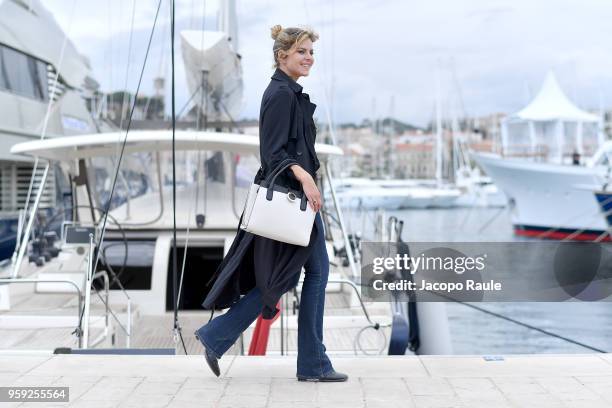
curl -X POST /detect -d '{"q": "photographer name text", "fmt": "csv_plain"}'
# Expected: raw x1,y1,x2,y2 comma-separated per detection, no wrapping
372,279,502,292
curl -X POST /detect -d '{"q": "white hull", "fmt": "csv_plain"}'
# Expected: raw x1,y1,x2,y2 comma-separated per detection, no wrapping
400,186,461,209
330,185,461,210
455,183,508,208
472,152,608,239
333,188,406,210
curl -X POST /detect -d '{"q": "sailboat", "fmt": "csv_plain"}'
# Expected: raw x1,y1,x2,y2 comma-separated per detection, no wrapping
453,134,507,208
393,70,462,209
331,78,462,210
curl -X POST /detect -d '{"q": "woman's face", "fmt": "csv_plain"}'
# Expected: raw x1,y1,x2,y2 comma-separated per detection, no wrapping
280,39,314,80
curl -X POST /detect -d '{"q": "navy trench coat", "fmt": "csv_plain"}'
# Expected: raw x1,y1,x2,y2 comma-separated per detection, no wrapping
201,68,321,319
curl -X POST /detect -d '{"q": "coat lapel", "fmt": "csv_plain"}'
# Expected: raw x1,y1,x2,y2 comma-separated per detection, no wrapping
300,94,318,160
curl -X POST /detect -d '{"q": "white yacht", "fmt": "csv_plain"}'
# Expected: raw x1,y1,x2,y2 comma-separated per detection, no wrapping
474,144,611,240
0,0,104,260
471,72,609,240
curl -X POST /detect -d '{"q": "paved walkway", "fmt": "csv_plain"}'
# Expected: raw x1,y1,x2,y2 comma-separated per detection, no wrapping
0,352,611,407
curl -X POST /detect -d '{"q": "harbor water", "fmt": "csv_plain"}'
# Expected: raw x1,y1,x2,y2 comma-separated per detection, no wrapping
344,205,612,355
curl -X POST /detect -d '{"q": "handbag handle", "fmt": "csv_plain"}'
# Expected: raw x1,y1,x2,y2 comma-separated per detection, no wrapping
265,159,295,185
264,160,309,211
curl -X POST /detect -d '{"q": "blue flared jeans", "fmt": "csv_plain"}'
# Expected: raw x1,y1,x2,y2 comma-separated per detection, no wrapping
195,213,334,377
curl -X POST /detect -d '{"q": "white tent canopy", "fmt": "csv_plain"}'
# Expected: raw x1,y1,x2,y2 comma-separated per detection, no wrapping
501,71,604,163
509,72,599,122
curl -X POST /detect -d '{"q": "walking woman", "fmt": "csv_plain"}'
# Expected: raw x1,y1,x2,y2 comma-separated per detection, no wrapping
194,25,348,382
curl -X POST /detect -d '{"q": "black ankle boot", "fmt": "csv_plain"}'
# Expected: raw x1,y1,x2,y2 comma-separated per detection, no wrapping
194,331,220,377
297,370,348,382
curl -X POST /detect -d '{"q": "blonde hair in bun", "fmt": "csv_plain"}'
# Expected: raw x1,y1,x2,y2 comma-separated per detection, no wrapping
270,24,283,40
271,25,319,68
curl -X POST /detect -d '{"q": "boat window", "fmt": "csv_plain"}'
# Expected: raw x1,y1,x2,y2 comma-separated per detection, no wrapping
2,46,36,98
97,240,155,290
88,152,158,217
233,153,259,211
32,59,48,100
164,150,238,225
0,50,7,90
87,149,234,225
0,44,49,101
234,154,259,189
54,164,73,212
159,150,229,186
205,151,226,183
581,123,600,156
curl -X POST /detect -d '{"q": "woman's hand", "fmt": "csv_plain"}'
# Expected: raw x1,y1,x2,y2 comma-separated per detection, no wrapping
290,165,321,212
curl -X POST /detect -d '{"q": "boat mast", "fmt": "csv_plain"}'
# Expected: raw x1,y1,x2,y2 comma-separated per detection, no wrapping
387,95,395,178
435,66,442,187
217,0,238,51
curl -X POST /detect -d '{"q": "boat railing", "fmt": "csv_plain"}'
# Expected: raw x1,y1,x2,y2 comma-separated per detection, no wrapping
274,211,406,356
0,278,84,345
83,234,132,349
274,276,390,356
0,234,132,350
324,162,359,278
0,274,131,350
501,144,549,161
84,269,131,349
302,277,381,328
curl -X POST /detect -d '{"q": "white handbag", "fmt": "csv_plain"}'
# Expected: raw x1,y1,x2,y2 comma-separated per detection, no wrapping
240,160,316,246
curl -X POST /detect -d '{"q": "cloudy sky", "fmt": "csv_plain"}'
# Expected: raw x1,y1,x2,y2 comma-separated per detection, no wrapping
41,0,612,127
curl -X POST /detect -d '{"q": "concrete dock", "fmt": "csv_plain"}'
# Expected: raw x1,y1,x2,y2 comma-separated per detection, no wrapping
0,352,611,407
